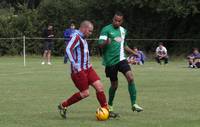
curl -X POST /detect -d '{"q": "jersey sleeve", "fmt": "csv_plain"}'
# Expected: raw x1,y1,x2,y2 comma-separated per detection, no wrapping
164,47,167,54
98,27,108,45
66,34,79,64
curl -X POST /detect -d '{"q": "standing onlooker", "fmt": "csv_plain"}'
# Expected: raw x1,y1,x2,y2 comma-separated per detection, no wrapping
155,42,168,65
41,23,54,65
187,48,200,68
63,20,76,64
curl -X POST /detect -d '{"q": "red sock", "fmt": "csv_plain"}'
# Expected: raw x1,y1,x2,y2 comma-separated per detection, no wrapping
96,91,108,108
62,92,83,107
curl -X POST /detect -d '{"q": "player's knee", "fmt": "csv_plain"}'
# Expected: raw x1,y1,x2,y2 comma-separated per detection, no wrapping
80,90,90,98
93,80,104,92
96,85,104,92
128,76,134,84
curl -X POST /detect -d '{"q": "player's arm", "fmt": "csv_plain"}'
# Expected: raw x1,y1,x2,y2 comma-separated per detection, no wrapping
66,35,79,64
155,47,161,57
98,27,110,48
123,36,138,56
123,30,137,55
163,47,168,57
124,45,138,56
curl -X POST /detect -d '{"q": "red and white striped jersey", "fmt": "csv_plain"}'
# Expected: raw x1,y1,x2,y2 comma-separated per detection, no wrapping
66,30,91,73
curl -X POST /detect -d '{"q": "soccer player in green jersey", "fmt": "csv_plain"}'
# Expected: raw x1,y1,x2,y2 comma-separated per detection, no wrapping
98,12,143,117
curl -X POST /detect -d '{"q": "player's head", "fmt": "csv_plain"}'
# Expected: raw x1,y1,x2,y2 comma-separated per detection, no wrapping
133,47,138,52
193,48,199,54
159,42,164,48
80,20,93,38
112,11,123,28
69,20,76,29
47,23,53,30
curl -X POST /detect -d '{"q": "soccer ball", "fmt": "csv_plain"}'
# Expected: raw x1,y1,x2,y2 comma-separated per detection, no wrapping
96,107,109,121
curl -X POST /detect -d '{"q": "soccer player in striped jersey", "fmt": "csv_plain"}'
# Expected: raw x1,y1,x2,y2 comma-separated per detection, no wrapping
58,21,109,119
98,12,143,116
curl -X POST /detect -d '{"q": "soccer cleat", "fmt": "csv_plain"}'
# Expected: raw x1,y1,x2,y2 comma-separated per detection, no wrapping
108,105,120,118
58,104,67,119
47,62,52,65
132,104,143,112
109,111,120,118
41,61,45,65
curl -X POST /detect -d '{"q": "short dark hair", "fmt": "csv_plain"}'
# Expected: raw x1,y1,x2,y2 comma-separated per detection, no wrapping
69,20,75,26
159,42,163,45
114,11,123,17
193,48,198,51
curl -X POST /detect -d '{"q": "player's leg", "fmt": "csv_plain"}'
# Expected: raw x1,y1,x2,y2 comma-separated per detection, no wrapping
195,60,200,68
164,56,168,64
105,65,118,109
42,50,48,64
58,89,88,119
64,54,68,64
47,42,53,65
92,80,108,108
193,59,200,68
88,68,108,108
58,71,89,119
155,56,161,64
105,65,120,118
119,60,143,112
47,50,52,65
42,41,49,64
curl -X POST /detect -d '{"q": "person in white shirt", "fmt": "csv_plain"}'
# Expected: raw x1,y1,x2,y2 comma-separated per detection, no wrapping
155,42,168,64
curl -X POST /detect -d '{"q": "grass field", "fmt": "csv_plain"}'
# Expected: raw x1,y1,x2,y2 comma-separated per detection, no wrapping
0,56,200,127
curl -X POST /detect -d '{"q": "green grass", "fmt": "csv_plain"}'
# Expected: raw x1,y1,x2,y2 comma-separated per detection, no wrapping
0,56,200,127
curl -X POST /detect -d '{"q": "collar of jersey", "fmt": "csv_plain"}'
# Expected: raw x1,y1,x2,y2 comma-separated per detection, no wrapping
75,30,84,38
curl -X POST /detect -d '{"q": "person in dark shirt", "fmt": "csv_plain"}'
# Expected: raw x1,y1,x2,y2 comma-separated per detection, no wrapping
63,20,76,64
41,24,54,65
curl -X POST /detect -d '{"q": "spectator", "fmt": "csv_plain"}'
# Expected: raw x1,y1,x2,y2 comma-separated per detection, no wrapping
63,20,76,64
127,47,145,65
155,42,168,65
41,23,54,65
187,48,200,68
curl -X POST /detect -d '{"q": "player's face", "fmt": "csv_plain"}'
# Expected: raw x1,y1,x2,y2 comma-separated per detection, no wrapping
194,49,199,54
85,25,93,38
112,15,123,28
159,45,163,49
134,48,138,52
70,24,75,29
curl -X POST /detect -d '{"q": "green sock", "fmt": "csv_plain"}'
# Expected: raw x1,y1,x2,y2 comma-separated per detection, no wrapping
108,86,117,106
128,81,137,106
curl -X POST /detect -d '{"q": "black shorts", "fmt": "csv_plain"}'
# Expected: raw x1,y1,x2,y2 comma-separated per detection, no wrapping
44,41,53,51
105,60,131,81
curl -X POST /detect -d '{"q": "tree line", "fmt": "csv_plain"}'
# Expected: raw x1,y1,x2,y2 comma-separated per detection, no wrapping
0,0,200,56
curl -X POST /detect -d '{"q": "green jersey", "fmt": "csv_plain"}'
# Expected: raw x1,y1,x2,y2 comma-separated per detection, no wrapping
98,24,128,66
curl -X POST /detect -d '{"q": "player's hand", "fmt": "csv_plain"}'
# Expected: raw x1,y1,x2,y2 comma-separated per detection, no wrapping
48,35,54,37
74,63,81,72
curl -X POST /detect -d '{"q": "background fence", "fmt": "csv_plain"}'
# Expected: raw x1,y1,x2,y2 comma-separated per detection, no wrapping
0,36,200,66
